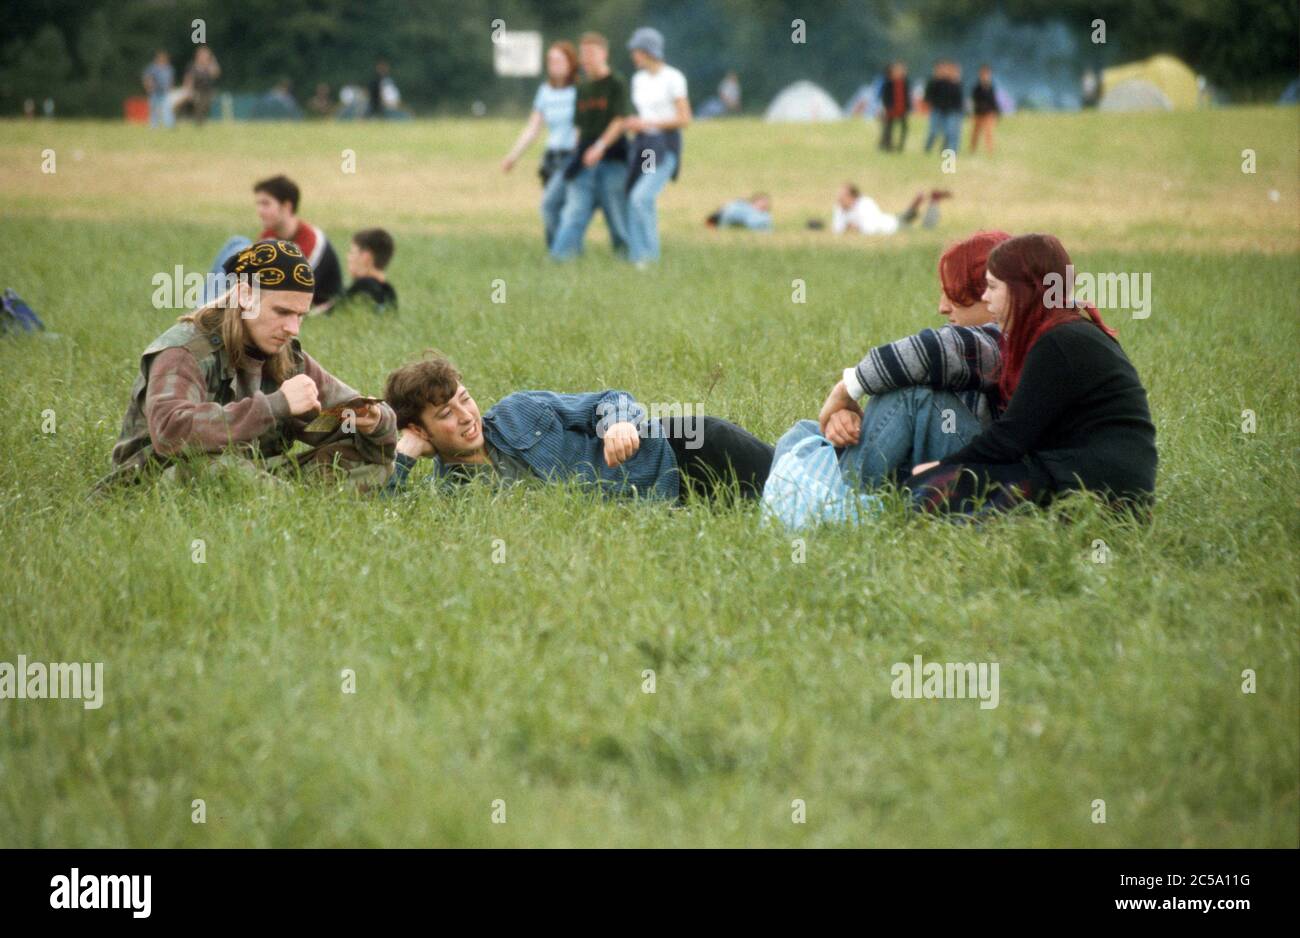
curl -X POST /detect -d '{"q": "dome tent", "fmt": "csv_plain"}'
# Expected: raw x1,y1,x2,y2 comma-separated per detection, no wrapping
1099,80,1173,112
765,80,843,122
1100,54,1199,111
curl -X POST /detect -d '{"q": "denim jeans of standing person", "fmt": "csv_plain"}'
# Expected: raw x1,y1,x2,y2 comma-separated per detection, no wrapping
941,111,962,154
626,149,677,264
550,161,629,261
200,236,253,305
925,110,962,154
540,169,568,250
538,148,573,250
149,93,175,129
924,110,942,152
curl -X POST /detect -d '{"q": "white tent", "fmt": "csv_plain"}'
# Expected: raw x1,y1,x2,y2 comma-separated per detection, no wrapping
764,80,843,122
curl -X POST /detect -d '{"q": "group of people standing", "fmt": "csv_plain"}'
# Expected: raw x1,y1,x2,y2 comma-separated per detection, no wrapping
141,45,222,129
502,28,690,267
877,60,1002,155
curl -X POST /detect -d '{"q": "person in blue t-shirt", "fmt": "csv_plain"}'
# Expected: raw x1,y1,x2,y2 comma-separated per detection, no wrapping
141,50,175,129
502,41,580,249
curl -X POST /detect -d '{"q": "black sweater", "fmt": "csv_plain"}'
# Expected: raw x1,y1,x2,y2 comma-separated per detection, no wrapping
924,77,963,114
940,319,1157,500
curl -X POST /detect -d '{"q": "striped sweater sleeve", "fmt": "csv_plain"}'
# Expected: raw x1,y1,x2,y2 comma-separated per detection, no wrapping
845,324,1002,399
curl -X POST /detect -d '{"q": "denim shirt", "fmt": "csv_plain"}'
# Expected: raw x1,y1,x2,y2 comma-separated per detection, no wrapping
385,389,680,501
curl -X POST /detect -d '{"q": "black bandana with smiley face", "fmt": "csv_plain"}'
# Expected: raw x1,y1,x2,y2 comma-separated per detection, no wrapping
222,239,315,294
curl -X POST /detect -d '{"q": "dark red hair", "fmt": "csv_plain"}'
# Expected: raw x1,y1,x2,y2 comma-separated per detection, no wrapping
987,233,1117,400
938,229,1012,307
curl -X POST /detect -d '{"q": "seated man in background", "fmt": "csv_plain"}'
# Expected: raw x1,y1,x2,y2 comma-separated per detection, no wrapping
98,239,395,491
706,192,772,232
381,352,773,503
341,228,398,313
204,175,344,311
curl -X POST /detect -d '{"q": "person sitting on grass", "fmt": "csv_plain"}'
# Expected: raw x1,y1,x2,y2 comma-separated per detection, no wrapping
904,233,1157,515
98,239,395,491
204,175,344,312
797,230,1012,489
340,228,398,313
826,182,950,236
381,352,774,503
706,193,772,232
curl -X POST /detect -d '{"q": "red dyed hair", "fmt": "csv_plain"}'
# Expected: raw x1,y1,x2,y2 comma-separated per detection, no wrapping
938,229,1012,307
547,41,579,88
987,233,1117,400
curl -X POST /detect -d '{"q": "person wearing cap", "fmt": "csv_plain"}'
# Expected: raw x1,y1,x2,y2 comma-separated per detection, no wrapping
99,239,396,490
623,27,690,267
549,32,632,261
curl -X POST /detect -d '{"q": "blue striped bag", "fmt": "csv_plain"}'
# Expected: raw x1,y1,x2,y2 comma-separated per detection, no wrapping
761,420,884,530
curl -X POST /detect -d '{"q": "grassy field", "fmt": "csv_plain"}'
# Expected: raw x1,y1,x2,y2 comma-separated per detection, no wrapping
0,109,1297,847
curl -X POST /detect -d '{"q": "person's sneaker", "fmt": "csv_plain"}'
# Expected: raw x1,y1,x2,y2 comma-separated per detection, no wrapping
929,189,954,201
705,211,721,228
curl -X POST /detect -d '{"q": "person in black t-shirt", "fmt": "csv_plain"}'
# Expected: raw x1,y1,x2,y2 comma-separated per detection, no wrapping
923,60,964,154
549,32,632,260
969,65,1001,153
341,228,398,313
906,233,1157,516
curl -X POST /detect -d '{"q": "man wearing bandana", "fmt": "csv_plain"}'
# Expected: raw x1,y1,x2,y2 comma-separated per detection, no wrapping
99,239,395,490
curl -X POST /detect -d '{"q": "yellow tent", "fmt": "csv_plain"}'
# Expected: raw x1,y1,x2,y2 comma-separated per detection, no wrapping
1101,54,1200,111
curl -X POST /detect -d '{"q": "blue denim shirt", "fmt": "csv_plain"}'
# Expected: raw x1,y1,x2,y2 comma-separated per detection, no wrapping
385,389,680,501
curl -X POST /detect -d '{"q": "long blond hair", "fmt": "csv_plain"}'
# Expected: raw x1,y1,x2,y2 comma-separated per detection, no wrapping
179,288,295,383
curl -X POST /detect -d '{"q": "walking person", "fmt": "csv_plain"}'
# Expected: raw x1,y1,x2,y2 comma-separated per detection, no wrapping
184,44,221,126
878,61,910,152
141,50,175,129
623,27,691,267
502,41,580,249
923,60,962,155
550,33,632,261
969,65,1001,153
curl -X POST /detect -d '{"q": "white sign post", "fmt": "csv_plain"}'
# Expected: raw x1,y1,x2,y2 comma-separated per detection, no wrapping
494,31,543,77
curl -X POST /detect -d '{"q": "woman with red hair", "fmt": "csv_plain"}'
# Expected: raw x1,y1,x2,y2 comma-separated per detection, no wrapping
906,233,1157,514
802,230,1013,488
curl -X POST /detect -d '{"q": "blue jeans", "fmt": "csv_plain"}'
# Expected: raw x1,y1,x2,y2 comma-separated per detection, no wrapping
540,170,568,250
626,149,677,263
942,111,962,153
149,93,174,129
201,236,252,305
550,160,629,261
840,387,984,487
925,110,962,154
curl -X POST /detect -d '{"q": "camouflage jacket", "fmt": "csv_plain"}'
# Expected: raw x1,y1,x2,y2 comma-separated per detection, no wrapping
100,321,395,486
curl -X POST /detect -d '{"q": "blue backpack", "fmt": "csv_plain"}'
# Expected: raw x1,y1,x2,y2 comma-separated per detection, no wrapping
2,288,47,335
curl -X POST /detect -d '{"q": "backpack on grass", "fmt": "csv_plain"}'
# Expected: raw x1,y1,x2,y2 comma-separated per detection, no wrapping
2,288,48,335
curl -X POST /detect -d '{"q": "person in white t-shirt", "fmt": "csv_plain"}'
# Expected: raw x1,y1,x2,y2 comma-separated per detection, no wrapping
830,182,950,235
623,27,691,267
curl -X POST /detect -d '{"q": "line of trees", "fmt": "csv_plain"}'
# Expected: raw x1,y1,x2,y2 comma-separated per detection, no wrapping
1,0,1296,117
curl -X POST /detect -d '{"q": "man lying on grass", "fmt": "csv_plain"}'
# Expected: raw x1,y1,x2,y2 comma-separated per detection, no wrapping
381,352,773,502
99,239,396,491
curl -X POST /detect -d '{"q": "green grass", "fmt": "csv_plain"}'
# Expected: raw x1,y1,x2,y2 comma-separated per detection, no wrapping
0,110,1297,847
